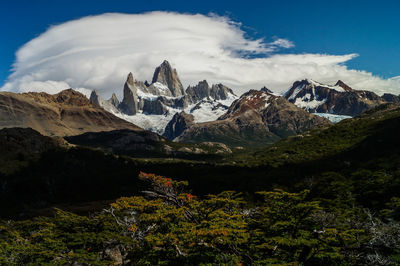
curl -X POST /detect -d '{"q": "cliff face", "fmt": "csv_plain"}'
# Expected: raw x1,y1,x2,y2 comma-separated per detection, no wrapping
163,111,195,140
0,89,141,136
151,60,185,97
119,72,140,115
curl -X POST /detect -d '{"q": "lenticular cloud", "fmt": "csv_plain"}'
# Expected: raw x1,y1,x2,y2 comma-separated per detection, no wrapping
1,11,399,97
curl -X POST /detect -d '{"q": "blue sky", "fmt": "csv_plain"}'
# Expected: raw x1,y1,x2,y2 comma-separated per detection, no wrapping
1,0,399,95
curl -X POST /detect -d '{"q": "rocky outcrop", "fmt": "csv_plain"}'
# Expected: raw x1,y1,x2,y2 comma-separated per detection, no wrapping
335,80,353,92
210,83,235,100
90,90,120,113
186,80,210,103
175,89,331,147
0,89,141,136
119,73,139,115
284,79,388,116
163,111,195,140
151,60,185,97
89,90,104,106
141,96,190,115
142,98,169,115
109,93,120,108
186,81,236,103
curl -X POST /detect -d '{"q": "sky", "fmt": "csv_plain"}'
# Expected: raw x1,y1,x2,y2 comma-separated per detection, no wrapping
1,0,400,97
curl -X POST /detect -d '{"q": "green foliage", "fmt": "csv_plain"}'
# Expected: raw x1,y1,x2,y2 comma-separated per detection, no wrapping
1,173,399,265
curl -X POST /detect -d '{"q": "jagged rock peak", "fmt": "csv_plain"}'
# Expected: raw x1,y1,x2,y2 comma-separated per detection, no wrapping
151,60,185,97
335,80,353,92
120,73,139,115
260,87,274,94
186,80,211,102
89,90,102,106
126,72,134,85
110,93,120,107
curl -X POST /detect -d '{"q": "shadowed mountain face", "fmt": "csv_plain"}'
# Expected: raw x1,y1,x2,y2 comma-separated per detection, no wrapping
163,111,195,140
0,89,141,136
284,79,398,116
173,89,331,146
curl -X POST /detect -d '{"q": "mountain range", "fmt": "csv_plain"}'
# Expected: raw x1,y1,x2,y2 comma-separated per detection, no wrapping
90,60,237,134
1,60,399,150
88,60,399,147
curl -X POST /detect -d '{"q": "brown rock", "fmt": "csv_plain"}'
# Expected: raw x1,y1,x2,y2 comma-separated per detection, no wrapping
0,89,141,137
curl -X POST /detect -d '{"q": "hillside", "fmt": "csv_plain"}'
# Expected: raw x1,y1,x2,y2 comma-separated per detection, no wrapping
0,89,141,136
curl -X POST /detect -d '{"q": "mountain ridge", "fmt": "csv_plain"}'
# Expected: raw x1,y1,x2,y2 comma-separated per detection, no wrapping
0,89,141,136
173,89,331,146
284,79,399,116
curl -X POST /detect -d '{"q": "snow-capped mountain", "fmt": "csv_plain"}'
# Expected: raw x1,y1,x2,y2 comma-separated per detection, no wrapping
284,79,397,117
90,60,238,134
166,88,331,146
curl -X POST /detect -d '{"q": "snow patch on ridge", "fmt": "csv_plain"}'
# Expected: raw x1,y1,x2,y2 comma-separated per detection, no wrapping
288,84,305,100
308,79,345,93
152,82,169,93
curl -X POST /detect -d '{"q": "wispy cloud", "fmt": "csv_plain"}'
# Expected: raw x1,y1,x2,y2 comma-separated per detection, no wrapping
1,11,399,97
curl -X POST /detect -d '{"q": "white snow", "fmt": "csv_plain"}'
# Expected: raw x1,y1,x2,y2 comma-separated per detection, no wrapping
110,108,178,135
136,88,159,101
294,95,327,110
184,102,225,123
217,93,237,106
314,113,352,123
184,93,237,123
308,79,345,93
152,82,169,93
288,84,305,100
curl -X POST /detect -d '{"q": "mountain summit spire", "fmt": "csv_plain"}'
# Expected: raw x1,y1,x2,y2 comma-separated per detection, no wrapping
126,72,134,85
151,60,185,97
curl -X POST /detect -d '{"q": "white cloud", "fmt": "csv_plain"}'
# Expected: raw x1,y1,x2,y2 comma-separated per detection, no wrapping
1,11,399,98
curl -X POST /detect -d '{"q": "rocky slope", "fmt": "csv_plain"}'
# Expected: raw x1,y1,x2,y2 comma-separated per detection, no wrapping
163,111,195,140
90,61,237,134
172,88,331,146
0,89,141,136
284,79,399,116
